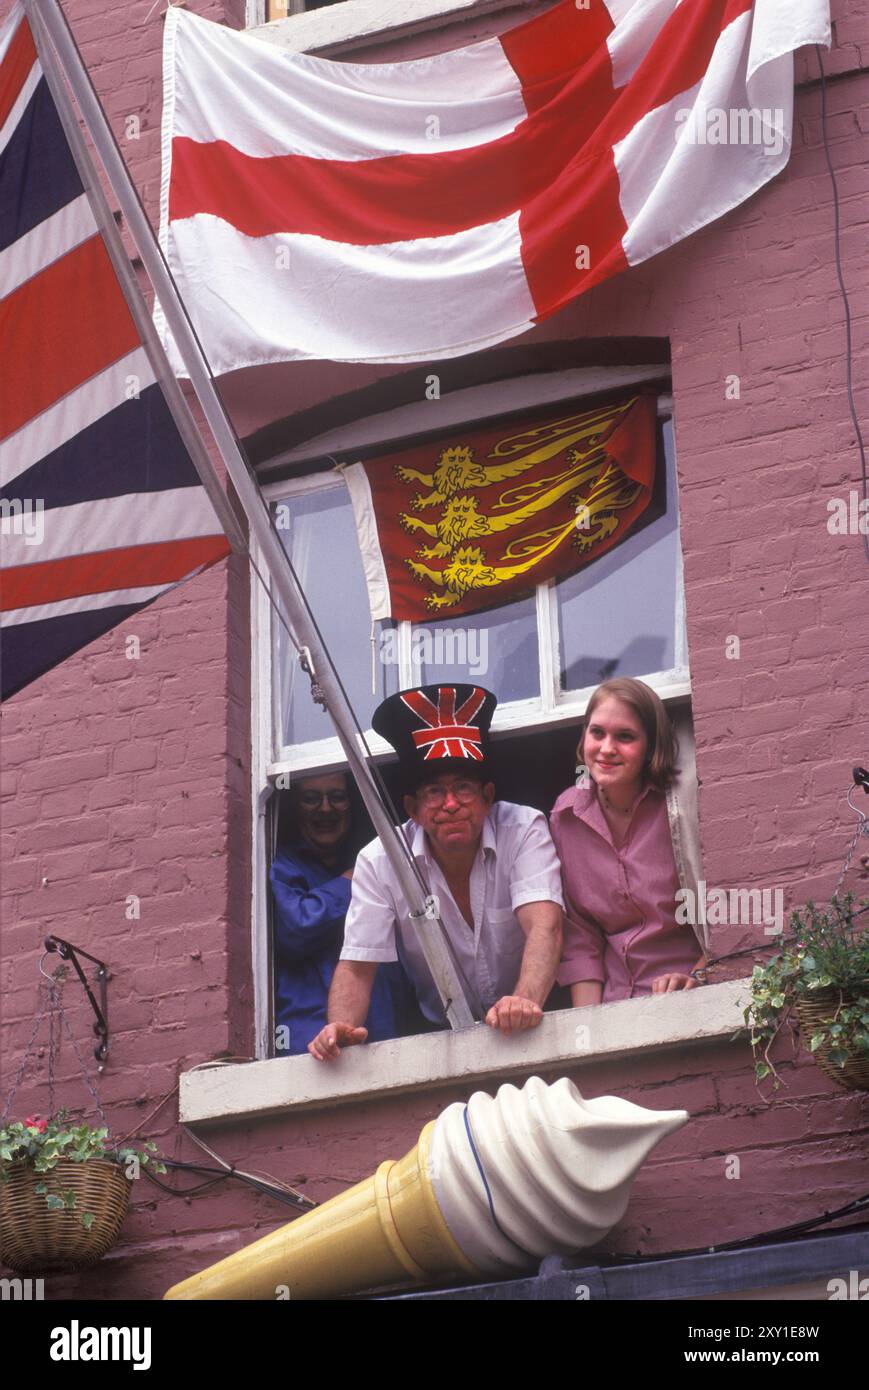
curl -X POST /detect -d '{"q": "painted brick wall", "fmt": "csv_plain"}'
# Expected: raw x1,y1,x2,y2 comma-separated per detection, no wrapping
1,0,868,1299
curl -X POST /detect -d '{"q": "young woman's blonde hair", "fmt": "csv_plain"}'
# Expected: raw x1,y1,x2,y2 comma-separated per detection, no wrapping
578,677,679,791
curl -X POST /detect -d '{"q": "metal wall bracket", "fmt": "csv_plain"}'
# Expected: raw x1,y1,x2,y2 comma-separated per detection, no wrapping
43,936,110,1063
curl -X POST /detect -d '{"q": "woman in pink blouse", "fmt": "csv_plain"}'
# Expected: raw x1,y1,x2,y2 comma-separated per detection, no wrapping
550,677,706,1006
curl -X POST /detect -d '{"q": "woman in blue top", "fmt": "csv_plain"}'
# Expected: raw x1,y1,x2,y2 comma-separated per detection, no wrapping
270,771,421,1054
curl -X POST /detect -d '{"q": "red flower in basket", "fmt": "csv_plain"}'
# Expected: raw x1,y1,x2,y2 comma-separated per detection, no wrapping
24,1115,48,1133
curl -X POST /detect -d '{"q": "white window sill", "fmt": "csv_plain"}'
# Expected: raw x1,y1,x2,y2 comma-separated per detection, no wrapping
179,978,751,1124
251,0,536,58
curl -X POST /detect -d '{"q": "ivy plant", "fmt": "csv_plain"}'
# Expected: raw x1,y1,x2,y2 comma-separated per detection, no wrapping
0,1109,166,1228
745,895,869,1088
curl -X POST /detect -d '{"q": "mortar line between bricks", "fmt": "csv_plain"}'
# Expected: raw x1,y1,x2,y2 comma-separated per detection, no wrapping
797,64,869,94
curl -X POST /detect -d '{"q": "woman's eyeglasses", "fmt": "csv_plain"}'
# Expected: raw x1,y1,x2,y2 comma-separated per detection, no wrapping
298,790,350,809
415,780,482,808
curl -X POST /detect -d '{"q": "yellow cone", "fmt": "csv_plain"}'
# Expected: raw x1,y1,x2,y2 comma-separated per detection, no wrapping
163,1122,479,1301
165,1075,687,1300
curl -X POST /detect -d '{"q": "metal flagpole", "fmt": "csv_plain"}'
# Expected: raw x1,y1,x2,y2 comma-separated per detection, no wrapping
26,0,476,1030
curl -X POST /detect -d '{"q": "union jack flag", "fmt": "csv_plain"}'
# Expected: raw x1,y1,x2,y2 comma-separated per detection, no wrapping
0,3,233,702
401,686,487,762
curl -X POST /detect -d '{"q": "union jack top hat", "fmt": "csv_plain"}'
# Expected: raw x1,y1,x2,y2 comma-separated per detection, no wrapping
372,684,497,793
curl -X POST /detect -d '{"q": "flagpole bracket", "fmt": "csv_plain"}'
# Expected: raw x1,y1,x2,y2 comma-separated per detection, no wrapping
298,646,327,709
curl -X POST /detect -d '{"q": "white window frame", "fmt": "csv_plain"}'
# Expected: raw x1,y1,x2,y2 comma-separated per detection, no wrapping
249,363,690,1060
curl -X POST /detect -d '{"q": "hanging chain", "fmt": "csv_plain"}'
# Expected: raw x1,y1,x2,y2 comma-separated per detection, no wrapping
60,1009,111,1132
47,975,62,1120
833,780,869,902
0,960,110,1129
0,1011,44,1125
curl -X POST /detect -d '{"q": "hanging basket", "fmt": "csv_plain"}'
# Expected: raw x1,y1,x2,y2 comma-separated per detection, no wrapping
795,988,869,1093
0,1158,130,1275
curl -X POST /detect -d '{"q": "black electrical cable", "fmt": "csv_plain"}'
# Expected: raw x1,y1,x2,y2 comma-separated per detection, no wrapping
139,1156,316,1212
815,44,869,564
597,1195,869,1267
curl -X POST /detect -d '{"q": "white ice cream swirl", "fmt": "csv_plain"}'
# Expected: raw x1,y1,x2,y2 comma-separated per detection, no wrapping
428,1074,687,1274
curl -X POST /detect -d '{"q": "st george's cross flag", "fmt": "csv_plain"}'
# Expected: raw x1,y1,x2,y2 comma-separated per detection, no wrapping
156,0,830,374
0,3,236,702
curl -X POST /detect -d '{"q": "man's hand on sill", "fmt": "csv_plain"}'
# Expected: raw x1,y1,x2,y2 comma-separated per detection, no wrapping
484,994,543,1034
308,1021,368,1061
311,959,376,1058
309,994,545,1056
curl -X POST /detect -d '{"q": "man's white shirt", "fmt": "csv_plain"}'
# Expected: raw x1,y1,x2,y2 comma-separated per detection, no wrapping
340,800,564,1025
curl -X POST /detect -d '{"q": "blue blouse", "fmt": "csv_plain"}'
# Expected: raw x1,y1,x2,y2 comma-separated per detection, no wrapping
270,839,420,1054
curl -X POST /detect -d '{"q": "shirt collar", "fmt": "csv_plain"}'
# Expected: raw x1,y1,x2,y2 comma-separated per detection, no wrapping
481,813,497,857
564,779,660,827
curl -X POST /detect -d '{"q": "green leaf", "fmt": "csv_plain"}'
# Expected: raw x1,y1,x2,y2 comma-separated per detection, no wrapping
770,994,785,1009
44,1194,65,1210
34,1181,47,1194
809,1032,825,1052
81,1211,95,1230
755,1061,771,1080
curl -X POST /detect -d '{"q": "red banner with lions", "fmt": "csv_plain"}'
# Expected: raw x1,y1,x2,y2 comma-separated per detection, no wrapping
344,393,658,623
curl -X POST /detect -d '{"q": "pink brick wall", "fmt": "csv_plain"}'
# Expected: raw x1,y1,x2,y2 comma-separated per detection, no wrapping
2,0,868,1298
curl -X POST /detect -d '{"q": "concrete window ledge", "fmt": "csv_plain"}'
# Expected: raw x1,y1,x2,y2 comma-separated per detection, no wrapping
252,0,536,57
179,978,751,1125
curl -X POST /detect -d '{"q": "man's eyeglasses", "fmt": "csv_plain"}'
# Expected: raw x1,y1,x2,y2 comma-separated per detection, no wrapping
415,779,483,808
298,790,350,809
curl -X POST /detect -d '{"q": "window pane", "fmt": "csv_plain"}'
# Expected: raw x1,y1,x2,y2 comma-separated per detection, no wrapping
275,486,398,747
557,418,684,692
416,594,539,701
267,1,343,18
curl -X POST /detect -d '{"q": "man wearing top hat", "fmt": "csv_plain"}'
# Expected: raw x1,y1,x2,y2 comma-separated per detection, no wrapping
308,684,564,1061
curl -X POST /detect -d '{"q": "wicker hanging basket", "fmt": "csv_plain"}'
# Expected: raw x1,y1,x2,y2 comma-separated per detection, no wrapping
795,987,869,1092
0,1158,130,1275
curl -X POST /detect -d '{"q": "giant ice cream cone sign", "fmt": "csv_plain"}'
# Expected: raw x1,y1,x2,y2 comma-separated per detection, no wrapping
165,1077,687,1300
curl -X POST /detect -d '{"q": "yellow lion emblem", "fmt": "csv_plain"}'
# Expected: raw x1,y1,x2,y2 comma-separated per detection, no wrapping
395,443,540,509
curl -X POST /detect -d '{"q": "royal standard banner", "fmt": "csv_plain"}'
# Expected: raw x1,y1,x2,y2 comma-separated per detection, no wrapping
343,393,657,623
